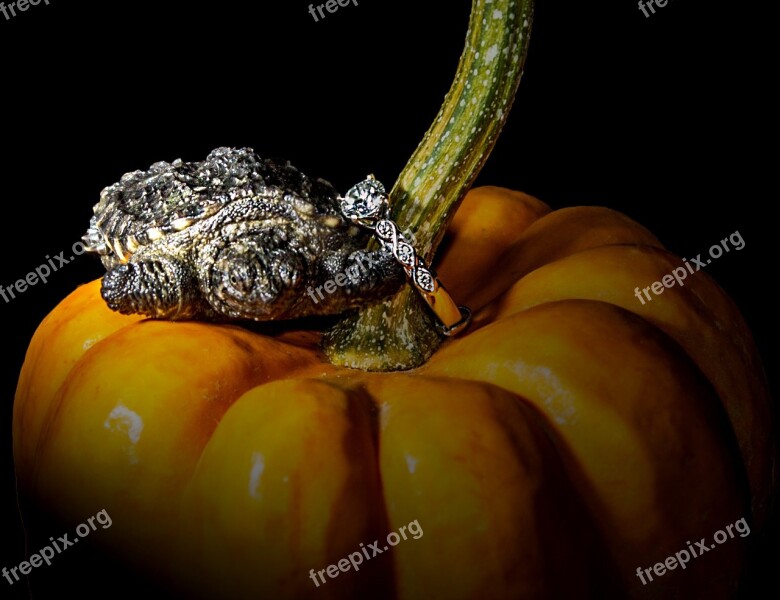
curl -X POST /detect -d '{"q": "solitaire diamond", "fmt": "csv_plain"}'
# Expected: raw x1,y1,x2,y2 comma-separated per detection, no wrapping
341,178,388,220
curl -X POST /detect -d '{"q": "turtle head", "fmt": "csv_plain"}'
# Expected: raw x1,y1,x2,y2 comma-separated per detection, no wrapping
204,237,306,320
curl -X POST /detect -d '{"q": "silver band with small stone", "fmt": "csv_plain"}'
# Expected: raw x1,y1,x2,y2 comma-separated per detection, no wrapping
339,176,471,336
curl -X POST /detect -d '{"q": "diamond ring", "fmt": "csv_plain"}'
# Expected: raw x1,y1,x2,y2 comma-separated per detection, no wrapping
340,176,471,337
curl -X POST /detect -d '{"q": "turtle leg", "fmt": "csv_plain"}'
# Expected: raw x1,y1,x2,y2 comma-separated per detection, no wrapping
295,247,406,317
101,257,210,320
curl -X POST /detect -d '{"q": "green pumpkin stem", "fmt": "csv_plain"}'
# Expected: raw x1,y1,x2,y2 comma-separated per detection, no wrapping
323,0,534,371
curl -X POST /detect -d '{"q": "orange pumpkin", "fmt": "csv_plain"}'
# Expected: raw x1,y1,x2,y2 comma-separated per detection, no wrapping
14,186,773,598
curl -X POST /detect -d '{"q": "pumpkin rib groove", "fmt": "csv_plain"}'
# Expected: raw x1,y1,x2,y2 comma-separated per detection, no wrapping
422,299,752,594
447,206,666,314
475,242,774,525
361,376,609,597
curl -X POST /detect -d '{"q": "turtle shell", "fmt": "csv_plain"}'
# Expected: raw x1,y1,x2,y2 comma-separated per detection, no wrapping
82,147,336,268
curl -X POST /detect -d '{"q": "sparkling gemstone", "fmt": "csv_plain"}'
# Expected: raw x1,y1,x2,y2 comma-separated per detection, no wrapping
415,268,435,292
375,220,395,239
341,178,388,219
397,242,415,266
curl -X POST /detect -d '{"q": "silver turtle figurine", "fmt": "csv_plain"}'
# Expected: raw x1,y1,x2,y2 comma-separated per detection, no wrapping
83,147,404,321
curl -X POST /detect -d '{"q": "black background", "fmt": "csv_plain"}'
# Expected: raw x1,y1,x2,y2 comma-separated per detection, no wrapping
1,0,775,597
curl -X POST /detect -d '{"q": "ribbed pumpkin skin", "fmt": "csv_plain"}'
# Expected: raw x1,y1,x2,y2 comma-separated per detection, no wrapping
13,186,772,599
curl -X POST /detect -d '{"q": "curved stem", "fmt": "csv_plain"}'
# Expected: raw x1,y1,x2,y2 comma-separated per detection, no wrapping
324,0,534,371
